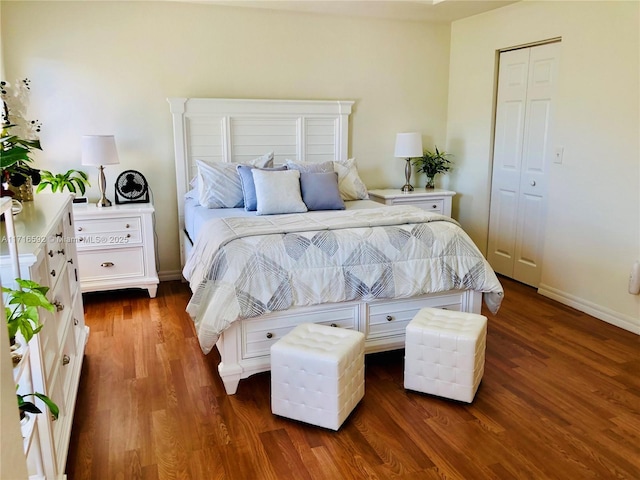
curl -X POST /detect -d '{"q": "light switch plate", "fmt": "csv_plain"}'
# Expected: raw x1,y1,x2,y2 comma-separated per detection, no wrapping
554,146,564,164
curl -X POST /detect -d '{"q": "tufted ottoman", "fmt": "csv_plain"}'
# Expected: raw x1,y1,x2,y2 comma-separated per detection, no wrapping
404,308,487,403
270,323,365,430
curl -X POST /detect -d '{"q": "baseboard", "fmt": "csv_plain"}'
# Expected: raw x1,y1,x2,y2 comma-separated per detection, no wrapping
158,270,184,282
538,283,639,335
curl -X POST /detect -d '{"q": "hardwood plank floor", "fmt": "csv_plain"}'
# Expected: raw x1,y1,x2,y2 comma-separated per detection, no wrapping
66,277,640,479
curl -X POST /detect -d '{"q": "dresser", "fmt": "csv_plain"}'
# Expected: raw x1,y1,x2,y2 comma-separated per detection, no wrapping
368,188,456,217
72,203,159,297
1,194,88,479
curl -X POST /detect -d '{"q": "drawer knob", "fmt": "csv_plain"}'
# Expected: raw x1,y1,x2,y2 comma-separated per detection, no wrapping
74,318,79,326
78,237,84,242
101,262,115,268
62,354,71,366
266,332,273,339
48,249,54,257
126,233,131,238
330,323,338,327
53,300,65,312
77,226,83,232
125,224,130,229
386,315,393,321
432,204,437,209
68,258,74,265
50,269,56,277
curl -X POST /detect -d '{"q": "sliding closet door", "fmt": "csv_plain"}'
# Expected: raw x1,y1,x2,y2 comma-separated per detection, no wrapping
488,42,560,288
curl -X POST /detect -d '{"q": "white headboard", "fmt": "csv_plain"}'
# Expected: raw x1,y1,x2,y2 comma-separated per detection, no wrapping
167,97,354,260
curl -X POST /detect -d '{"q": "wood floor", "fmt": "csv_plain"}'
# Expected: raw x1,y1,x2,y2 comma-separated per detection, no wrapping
66,277,640,480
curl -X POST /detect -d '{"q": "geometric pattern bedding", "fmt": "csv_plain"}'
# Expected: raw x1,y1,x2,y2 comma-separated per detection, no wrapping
183,205,504,354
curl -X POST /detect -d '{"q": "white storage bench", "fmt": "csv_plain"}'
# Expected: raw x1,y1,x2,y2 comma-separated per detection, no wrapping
404,307,487,403
270,323,365,430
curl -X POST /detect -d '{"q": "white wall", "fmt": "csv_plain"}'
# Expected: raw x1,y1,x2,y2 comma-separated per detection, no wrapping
1,1,450,278
447,0,640,332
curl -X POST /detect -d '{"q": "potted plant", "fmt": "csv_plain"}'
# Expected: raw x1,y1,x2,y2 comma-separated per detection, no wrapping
17,390,59,423
412,146,453,189
4,278,55,347
36,169,90,195
1,78,43,201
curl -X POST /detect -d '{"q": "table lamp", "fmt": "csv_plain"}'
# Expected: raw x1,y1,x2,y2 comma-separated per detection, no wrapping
394,132,423,192
81,135,120,207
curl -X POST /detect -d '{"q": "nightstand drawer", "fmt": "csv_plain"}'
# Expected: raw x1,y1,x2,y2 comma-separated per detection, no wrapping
75,216,142,247
409,199,444,214
77,246,145,281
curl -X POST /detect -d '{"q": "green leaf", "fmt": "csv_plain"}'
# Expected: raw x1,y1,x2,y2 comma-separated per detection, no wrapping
34,393,59,419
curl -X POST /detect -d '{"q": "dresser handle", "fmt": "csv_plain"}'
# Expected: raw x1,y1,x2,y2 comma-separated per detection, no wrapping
53,300,64,312
101,262,114,268
50,269,56,277
48,249,54,257
330,323,338,327
68,258,74,265
57,249,65,255
62,354,70,366
55,232,63,238
386,315,393,321
266,332,273,339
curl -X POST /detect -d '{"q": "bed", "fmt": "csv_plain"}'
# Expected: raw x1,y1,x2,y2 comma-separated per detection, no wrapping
168,97,503,394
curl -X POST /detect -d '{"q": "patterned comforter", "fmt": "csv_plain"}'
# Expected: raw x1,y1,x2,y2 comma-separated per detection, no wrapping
183,205,503,354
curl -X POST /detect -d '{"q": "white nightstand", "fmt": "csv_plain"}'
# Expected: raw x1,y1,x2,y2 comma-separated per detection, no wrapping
72,202,159,297
368,188,456,217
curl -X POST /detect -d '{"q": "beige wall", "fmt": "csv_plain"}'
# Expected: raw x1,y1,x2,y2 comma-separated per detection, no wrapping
1,1,450,278
447,0,639,331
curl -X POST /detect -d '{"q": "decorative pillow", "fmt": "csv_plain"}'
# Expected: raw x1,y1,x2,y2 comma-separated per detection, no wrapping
237,165,288,211
196,152,273,208
252,169,308,215
285,159,334,173
300,172,345,211
333,158,369,201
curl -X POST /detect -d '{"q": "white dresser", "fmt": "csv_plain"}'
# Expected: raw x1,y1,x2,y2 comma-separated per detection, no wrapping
1,194,88,479
368,188,456,217
72,203,158,298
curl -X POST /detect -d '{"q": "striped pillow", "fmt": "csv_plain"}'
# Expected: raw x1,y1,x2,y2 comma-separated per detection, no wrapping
196,152,273,208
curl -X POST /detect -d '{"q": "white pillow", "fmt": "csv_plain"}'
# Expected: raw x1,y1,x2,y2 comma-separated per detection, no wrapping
252,169,308,215
333,158,369,200
196,152,273,208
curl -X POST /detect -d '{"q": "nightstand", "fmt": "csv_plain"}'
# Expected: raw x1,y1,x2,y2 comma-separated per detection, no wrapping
368,188,456,217
72,203,159,297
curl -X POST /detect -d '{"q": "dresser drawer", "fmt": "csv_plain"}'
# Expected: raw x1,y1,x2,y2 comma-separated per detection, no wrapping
77,246,145,281
242,304,359,358
368,294,461,340
75,216,142,248
46,219,68,284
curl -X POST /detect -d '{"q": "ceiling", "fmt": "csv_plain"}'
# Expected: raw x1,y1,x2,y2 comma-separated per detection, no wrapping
201,0,520,23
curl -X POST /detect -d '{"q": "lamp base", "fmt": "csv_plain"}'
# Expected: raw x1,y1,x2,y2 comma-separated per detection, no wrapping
400,157,414,192
96,196,112,208
95,165,113,207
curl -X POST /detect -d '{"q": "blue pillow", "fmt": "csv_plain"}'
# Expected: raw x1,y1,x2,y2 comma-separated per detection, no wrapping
300,172,345,211
237,165,287,211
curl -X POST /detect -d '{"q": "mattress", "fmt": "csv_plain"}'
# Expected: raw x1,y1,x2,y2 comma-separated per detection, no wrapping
183,195,382,244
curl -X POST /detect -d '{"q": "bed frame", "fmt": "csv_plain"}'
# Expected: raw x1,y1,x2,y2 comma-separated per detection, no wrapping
168,97,481,394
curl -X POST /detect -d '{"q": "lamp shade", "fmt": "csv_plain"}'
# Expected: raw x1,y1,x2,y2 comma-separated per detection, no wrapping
81,135,120,166
394,132,423,158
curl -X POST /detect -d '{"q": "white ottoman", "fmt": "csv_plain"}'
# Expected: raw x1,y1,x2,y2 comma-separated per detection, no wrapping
404,308,487,403
271,323,365,430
